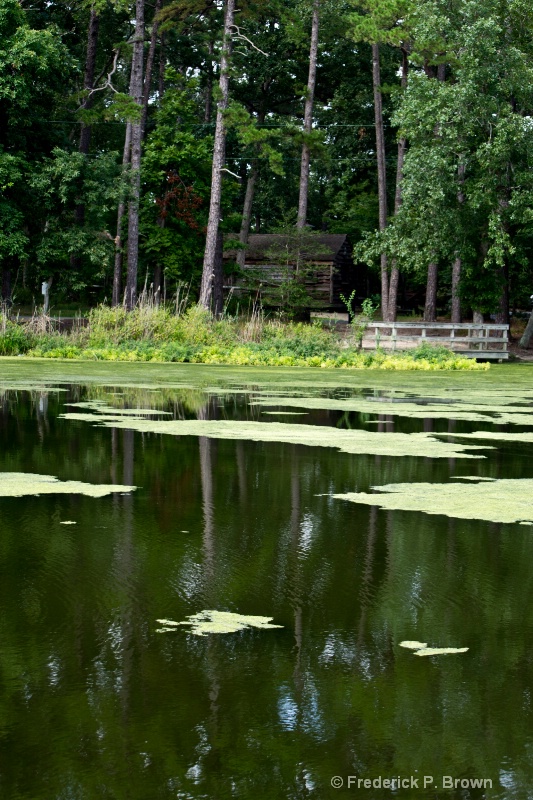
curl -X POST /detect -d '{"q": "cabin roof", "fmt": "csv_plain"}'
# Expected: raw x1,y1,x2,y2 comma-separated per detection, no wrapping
224,233,350,263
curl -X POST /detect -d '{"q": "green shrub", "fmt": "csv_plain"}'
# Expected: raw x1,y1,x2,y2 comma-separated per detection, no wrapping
8,303,489,371
0,321,35,355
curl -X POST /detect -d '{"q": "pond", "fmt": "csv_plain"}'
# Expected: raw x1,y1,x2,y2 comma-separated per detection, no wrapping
1,361,533,799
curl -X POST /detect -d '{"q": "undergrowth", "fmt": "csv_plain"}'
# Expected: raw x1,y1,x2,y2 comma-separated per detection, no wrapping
0,305,489,371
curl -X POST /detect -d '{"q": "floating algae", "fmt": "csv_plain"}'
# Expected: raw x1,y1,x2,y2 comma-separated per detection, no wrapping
250,395,533,426
156,610,283,636
68,402,171,415
333,478,533,524
414,647,469,656
399,640,468,656
444,431,533,443
59,520,77,525
59,413,490,459
0,473,136,498
261,411,308,416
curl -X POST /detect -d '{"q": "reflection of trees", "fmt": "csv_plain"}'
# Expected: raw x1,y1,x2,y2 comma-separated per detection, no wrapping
4,385,533,795
198,401,216,595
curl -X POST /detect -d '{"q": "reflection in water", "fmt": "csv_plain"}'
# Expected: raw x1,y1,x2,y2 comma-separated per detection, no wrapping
0,385,531,798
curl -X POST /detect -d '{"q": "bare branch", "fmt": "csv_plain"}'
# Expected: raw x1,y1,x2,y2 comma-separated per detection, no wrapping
220,167,242,181
229,25,268,56
87,48,121,98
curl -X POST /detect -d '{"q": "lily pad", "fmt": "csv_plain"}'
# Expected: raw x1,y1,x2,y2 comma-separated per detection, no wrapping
414,647,469,656
157,610,283,637
59,413,489,460
0,473,136,498
399,640,428,650
333,478,533,524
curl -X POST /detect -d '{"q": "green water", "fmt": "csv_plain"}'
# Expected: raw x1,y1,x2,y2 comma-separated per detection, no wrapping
1,362,533,799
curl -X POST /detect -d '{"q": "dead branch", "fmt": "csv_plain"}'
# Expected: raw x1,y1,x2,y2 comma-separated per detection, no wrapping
229,25,268,56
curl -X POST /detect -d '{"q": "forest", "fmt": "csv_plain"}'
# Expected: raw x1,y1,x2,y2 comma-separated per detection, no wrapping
1,0,533,340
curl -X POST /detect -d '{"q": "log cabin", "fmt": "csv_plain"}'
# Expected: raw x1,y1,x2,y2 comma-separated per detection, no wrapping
223,233,361,310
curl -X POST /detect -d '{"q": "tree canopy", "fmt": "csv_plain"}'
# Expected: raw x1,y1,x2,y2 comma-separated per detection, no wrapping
0,0,532,324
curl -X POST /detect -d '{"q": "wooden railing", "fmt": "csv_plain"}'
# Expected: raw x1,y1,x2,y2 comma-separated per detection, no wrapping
361,322,509,360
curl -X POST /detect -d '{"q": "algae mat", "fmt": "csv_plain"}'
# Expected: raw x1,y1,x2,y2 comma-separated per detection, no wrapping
59,412,489,459
0,358,532,393
249,395,533,426
0,473,136,498
333,478,533,524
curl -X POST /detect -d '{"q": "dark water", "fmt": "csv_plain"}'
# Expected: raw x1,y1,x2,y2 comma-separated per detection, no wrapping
0,385,532,800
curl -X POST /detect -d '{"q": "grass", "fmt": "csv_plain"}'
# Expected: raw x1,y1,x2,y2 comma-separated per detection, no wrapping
0,303,488,371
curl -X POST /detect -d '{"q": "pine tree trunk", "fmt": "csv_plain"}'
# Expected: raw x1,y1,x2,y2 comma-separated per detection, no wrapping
237,112,264,268
451,257,461,323
372,43,388,320
204,39,214,123
519,309,533,348
1,266,12,304
422,62,446,325
158,33,166,98
213,230,224,316
79,8,99,159
451,162,465,323
141,0,162,140
424,262,438,322
296,0,320,229
473,310,484,323
199,0,235,312
237,165,258,268
153,263,162,306
112,122,132,306
386,48,408,323
71,7,100,273
125,0,145,311
494,265,509,325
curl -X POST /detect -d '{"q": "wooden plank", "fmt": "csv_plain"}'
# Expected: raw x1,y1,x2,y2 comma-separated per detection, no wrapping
363,336,508,345
367,322,508,331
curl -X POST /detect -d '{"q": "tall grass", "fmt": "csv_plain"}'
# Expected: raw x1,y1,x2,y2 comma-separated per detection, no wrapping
0,300,488,370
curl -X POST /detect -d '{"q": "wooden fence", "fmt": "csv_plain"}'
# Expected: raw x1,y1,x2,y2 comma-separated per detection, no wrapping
361,322,509,360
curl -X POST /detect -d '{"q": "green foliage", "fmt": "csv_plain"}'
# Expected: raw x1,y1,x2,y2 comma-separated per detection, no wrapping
140,78,213,289
341,291,379,346
11,302,486,370
0,320,35,355
244,225,333,318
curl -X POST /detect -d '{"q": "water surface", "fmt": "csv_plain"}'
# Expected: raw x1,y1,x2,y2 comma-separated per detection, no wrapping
0,363,532,799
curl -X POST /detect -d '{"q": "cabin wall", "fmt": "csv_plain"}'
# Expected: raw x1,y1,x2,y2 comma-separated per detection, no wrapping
223,236,361,310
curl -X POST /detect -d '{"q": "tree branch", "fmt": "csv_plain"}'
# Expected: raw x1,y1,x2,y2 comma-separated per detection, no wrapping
220,167,242,181
229,25,268,56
